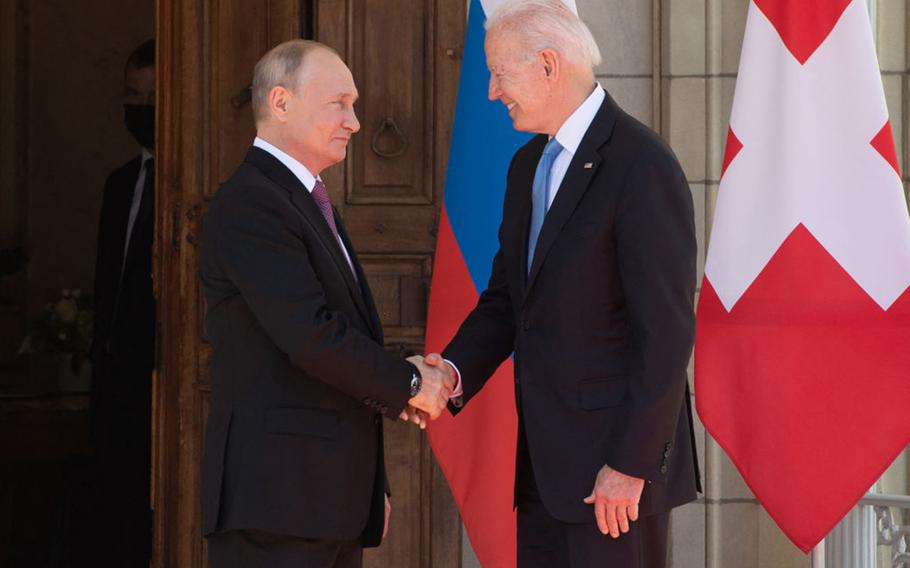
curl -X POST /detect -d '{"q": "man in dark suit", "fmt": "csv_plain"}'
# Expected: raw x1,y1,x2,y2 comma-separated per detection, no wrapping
89,38,156,566
425,1,701,566
198,40,453,567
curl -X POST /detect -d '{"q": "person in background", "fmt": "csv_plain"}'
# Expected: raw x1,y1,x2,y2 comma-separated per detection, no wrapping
89,37,156,566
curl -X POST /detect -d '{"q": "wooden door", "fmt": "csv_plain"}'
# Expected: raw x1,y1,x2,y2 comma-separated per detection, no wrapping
153,0,466,566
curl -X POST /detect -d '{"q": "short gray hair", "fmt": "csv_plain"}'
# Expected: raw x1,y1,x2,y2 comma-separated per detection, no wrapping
251,40,338,124
485,0,602,70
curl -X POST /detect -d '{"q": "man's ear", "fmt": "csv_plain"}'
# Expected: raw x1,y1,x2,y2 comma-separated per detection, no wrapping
269,86,291,121
540,49,559,81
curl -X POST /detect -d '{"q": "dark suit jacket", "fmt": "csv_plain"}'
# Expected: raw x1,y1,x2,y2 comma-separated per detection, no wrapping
444,91,701,523
92,155,156,369
198,147,414,547
90,155,155,455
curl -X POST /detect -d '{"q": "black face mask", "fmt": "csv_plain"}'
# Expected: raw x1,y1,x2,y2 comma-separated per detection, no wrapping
124,104,155,150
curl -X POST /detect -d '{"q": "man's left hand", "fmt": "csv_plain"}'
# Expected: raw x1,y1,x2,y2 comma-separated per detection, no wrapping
582,464,645,538
383,495,391,540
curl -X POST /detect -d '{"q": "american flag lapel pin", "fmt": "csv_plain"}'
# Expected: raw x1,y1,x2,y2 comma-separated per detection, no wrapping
583,162,593,169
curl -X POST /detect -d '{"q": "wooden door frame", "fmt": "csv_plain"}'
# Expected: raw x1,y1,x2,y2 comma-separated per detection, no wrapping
153,0,207,564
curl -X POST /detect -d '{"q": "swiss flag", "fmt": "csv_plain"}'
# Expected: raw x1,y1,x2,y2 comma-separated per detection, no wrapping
695,0,910,553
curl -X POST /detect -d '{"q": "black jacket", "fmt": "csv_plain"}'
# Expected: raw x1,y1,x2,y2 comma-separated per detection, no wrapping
198,147,414,547
90,156,156,456
91,155,155,370
444,91,701,522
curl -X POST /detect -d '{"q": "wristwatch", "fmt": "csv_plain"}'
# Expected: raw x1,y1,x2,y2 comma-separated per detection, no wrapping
409,372,421,397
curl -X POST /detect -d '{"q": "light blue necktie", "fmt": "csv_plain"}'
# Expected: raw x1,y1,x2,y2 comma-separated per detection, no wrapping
527,138,563,274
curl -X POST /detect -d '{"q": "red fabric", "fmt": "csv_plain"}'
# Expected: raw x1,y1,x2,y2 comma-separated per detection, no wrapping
425,207,518,568
696,224,910,551
871,121,901,176
721,128,743,178
754,0,852,63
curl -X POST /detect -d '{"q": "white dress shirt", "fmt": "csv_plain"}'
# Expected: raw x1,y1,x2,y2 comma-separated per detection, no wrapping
253,136,355,271
548,84,605,207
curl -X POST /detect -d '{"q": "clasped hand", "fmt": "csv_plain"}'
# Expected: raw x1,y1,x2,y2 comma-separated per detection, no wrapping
398,353,456,428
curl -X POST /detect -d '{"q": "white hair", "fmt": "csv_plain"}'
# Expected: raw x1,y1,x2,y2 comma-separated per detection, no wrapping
251,40,338,124
485,0,602,70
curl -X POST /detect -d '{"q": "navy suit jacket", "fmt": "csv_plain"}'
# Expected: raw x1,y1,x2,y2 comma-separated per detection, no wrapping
444,91,701,522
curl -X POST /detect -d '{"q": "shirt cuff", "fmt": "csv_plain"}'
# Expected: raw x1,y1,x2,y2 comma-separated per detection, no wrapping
443,358,463,397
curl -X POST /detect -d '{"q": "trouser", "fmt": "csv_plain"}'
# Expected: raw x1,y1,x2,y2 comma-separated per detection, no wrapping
207,530,363,568
515,394,669,568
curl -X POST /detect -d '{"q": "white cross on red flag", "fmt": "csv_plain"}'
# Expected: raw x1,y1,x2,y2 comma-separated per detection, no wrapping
695,0,910,552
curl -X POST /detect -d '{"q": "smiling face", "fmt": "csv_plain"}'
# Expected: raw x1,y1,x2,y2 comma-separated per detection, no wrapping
270,48,361,174
485,30,558,134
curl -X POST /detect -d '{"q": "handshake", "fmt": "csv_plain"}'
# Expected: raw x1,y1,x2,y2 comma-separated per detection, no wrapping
399,353,458,429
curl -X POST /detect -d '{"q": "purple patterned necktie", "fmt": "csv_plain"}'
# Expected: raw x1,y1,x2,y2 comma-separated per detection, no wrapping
312,180,357,279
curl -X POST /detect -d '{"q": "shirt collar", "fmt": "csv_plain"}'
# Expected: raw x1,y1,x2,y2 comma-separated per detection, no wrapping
253,136,320,193
553,83,605,155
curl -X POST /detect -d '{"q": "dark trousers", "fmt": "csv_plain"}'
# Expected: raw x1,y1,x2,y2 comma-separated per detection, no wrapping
207,530,363,568
515,397,669,568
91,357,153,566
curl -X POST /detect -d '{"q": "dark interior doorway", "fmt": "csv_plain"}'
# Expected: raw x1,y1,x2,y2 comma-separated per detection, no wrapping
0,1,155,565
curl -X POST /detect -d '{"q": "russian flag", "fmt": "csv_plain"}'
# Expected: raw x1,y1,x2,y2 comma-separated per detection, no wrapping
424,1,576,566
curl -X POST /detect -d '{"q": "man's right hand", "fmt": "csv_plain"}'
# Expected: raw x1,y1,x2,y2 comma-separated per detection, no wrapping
406,355,455,419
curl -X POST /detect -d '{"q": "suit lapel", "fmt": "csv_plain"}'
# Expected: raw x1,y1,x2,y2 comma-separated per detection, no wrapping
286,187,361,294
244,147,374,330
524,92,619,300
335,210,383,340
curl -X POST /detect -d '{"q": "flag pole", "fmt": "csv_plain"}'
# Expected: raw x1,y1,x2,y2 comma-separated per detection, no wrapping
811,539,825,568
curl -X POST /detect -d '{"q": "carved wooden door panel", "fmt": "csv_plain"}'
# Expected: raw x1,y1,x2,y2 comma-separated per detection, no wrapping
154,0,465,566
315,0,465,564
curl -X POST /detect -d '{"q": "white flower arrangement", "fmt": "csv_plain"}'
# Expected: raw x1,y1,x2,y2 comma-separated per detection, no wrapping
19,288,94,373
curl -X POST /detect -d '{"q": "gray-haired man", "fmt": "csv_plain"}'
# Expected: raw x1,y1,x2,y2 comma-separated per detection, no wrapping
198,40,452,567
426,1,701,566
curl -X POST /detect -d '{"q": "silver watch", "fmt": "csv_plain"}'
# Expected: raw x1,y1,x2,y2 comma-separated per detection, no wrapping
409,372,421,397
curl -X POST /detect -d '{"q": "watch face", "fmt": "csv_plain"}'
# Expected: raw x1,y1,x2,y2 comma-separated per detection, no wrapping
410,374,421,397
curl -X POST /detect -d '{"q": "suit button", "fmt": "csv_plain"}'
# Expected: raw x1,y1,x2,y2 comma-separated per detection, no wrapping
664,450,671,458
660,465,668,474
374,415,381,425
521,319,529,330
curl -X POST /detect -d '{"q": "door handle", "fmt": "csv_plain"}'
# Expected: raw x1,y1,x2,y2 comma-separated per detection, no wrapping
371,116,408,158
